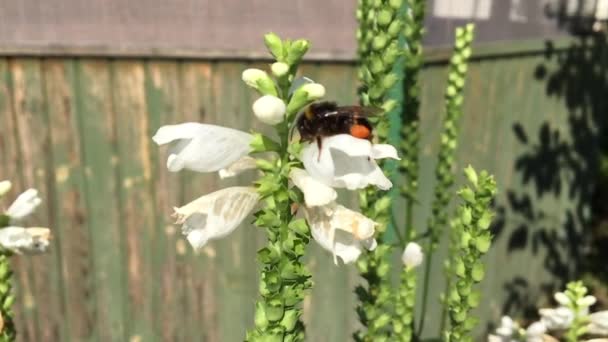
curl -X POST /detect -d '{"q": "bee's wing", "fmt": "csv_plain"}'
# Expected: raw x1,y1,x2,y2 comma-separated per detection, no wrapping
321,106,383,118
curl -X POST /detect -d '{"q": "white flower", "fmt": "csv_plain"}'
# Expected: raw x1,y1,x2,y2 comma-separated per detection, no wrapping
172,187,260,250
6,189,42,221
492,316,518,341
219,156,258,179
525,321,546,342
289,168,337,207
0,226,50,254
153,123,253,173
252,95,286,125
304,204,377,265
0,181,11,197
587,310,608,335
271,62,289,77
242,68,269,88
554,291,570,306
577,295,596,308
301,134,399,190
402,242,423,268
540,306,574,330
301,83,326,100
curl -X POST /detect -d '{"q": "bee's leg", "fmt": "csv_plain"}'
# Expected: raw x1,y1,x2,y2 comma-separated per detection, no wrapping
316,136,323,162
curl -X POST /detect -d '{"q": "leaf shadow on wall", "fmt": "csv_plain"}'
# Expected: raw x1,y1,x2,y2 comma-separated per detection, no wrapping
491,33,608,327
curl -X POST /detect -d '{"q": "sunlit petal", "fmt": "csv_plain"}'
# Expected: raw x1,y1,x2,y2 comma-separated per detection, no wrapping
6,189,42,221
219,156,258,179
289,168,337,207
153,123,253,173
172,187,260,250
0,226,51,254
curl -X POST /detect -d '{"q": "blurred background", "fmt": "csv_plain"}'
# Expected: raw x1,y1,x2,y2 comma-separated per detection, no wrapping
0,0,607,341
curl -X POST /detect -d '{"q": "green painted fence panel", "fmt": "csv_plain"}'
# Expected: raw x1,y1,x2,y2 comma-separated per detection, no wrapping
0,40,595,341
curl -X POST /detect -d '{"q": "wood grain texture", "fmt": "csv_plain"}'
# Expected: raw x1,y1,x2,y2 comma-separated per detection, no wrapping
0,49,590,341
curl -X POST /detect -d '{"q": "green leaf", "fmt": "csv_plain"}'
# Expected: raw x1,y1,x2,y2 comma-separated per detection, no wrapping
251,133,281,153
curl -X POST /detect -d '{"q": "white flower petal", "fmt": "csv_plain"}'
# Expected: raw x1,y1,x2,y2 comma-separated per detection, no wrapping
0,226,51,254
304,204,377,265
6,189,41,221
301,83,325,100
577,295,597,307
554,292,570,306
153,123,253,173
289,77,314,96
0,180,11,197
371,144,400,160
289,168,337,207
525,321,546,341
242,68,269,88
588,310,608,335
252,95,286,125
301,134,395,191
172,186,259,250
540,306,574,331
402,242,424,268
219,156,258,179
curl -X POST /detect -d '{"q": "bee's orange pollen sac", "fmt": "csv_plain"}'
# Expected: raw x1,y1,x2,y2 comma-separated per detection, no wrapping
350,124,371,139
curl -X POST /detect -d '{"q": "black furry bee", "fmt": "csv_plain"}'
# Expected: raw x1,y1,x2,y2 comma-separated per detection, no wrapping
294,101,381,152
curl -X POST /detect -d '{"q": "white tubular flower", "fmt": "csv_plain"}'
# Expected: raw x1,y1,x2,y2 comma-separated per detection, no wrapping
252,95,286,125
525,321,546,342
6,189,42,221
242,68,269,88
301,83,325,100
587,310,608,335
495,316,517,338
172,187,260,250
289,168,337,207
0,181,11,197
271,62,289,77
153,123,253,173
0,226,50,254
219,156,258,179
301,134,399,190
539,306,574,330
402,242,423,268
304,204,377,265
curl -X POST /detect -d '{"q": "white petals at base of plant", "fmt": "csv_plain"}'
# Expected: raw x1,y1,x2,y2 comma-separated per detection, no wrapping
153,123,253,173
172,187,260,250
301,134,399,191
402,242,423,269
587,310,608,335
219,156,258,179
304,204,377,265
0,227,51,254
252,95,286,125
6,189,41,221
289,168,337,207
0,180,11,197
539,306,574,331
553,292,570,306
524,321,546,342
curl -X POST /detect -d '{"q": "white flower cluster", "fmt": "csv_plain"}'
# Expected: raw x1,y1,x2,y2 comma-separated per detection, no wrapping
152,71,401,264
488,289,608,342
0,181,50,254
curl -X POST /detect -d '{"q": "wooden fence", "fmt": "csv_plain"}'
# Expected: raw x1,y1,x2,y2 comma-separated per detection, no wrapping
0,37,599,341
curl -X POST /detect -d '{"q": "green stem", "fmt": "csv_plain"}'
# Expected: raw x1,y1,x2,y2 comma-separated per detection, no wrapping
416,248,432,334
0,252,15,341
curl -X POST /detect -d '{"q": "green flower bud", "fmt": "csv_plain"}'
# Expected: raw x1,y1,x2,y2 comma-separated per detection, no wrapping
255,302,270,329
265,299,285,322
377,9,394,27
458,187,475,203
264,32,284,59
474,233,492,253
471,262,484,282
464,165,478,187
461,207,472,225
389,0,403,9
477,211,493,230
280,310,299,332
286,39,310,65
372,34,388,50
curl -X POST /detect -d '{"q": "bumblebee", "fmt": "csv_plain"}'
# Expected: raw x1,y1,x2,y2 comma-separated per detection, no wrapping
295,101,381,151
